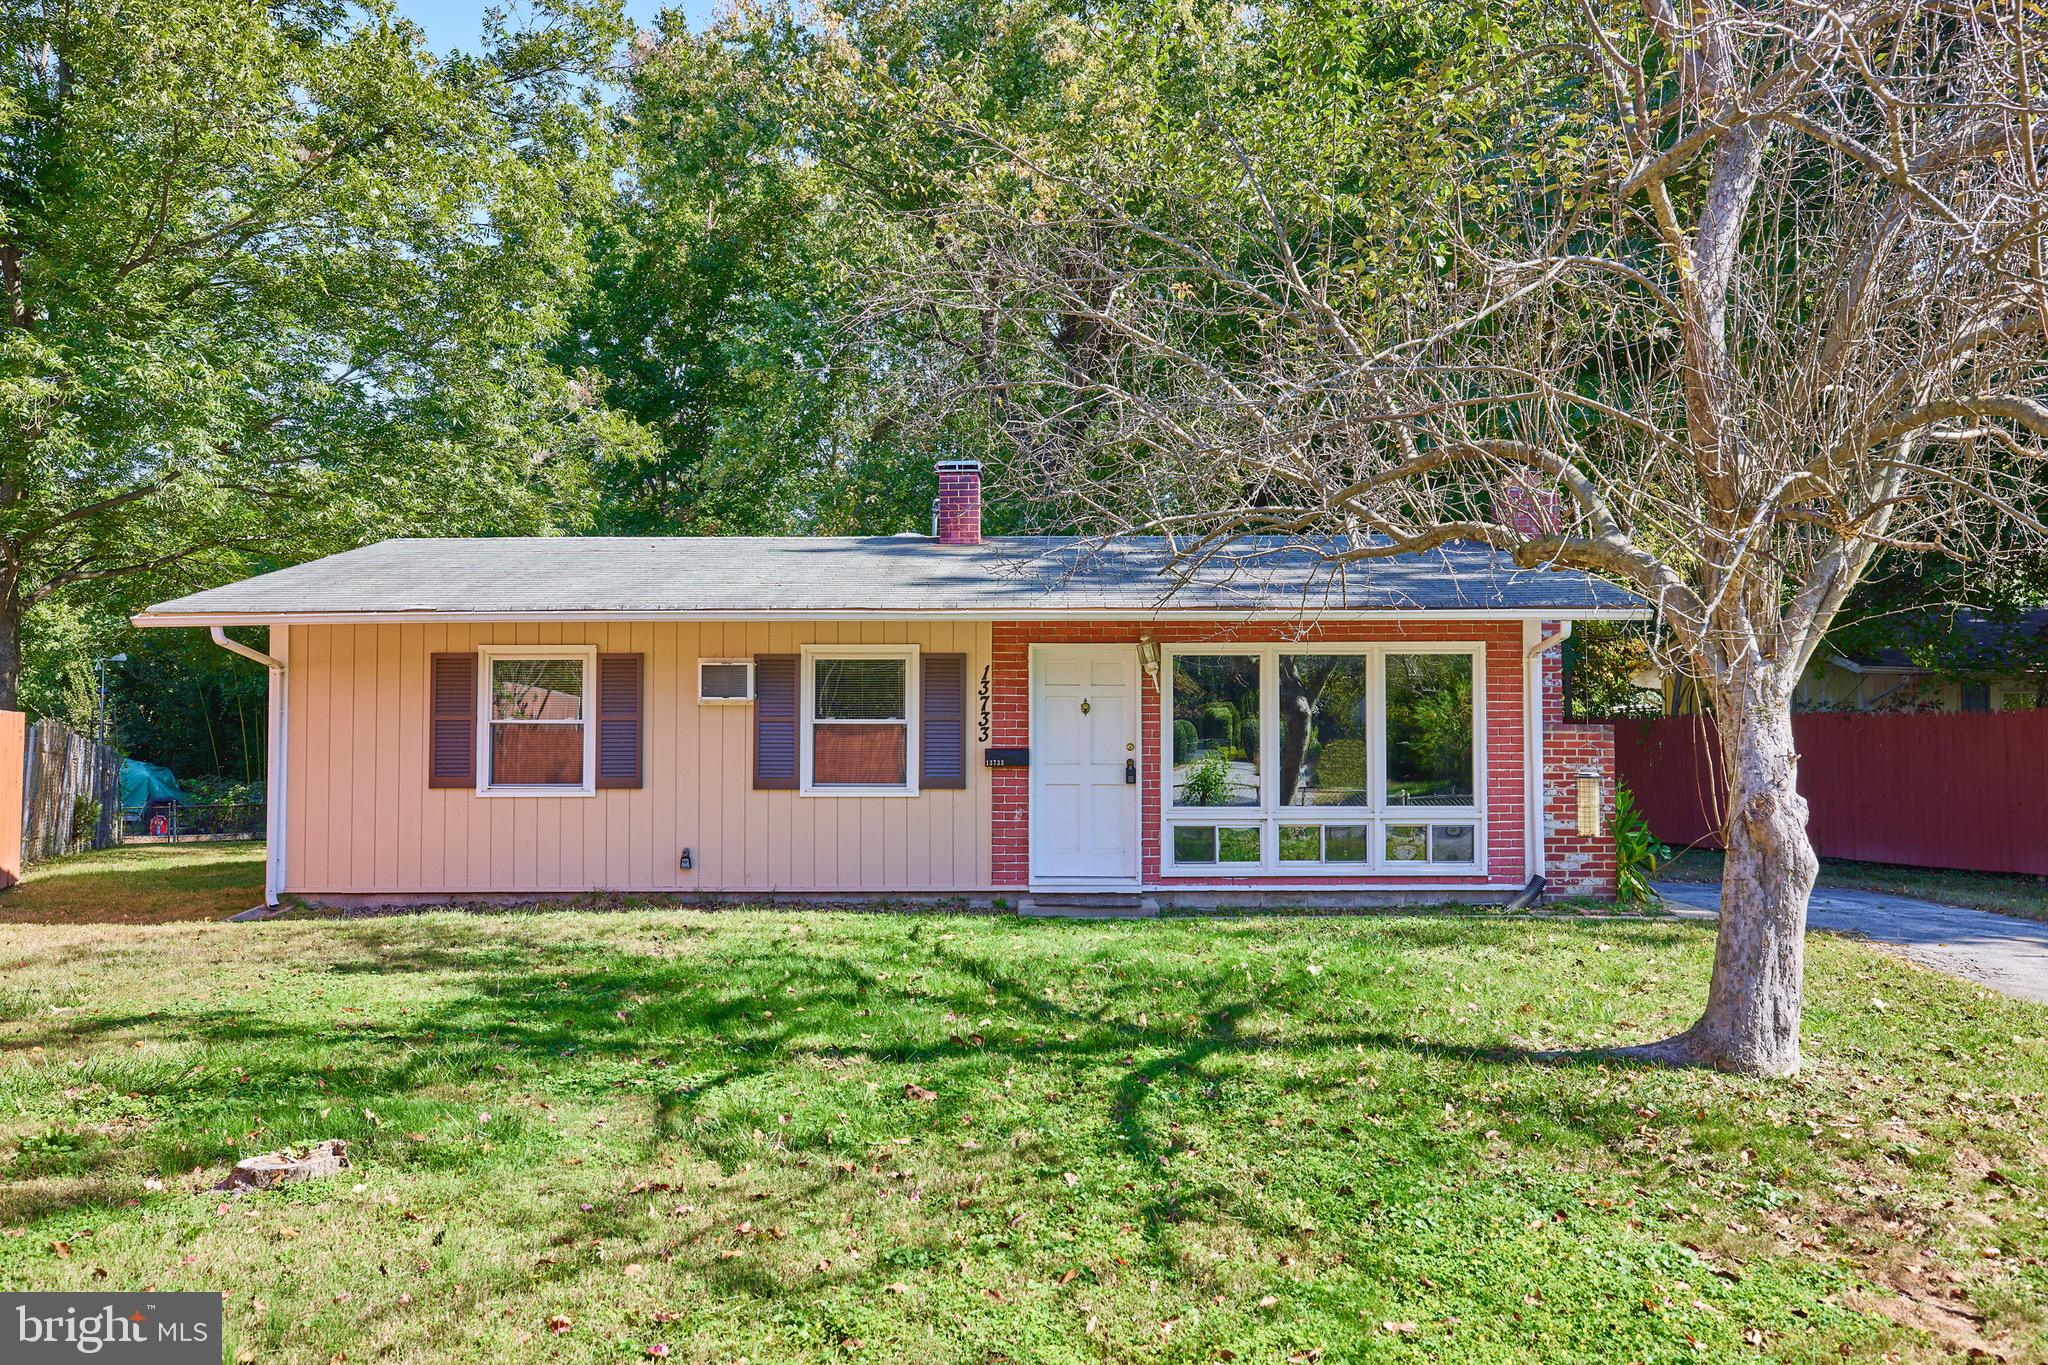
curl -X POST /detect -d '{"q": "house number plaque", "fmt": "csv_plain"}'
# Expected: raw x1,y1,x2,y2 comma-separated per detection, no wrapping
977,665,991,743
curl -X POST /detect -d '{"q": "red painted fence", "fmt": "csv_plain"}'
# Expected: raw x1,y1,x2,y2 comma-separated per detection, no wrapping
1613,711,2048,875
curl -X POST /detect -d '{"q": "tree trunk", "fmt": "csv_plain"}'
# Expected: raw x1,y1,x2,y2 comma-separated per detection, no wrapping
0,592,22,715
1632,678,1817,1076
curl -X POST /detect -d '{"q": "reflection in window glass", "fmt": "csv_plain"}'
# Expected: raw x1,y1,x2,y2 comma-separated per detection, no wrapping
814,658,906,720
1173,826,1216,864
488,657,586,787
810,656,910,787
1325,825,1369,862
1217,827,1261,862
1385,824,1428,862
491,658,584,721
1385,654,1475,806
1278,825,1320,861
1432,824,1476,863
1171,655,1260,807
1278,655,1368,806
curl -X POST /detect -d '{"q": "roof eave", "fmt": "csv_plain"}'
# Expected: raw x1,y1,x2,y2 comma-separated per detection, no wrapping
133,605,1652,628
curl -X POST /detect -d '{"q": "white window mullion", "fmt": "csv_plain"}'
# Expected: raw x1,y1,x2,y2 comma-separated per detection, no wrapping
1259,649,1277,870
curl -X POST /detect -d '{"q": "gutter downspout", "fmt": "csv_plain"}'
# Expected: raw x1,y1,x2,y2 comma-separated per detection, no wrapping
208,627,286,905
209,626,282,672
1523,620,1572,883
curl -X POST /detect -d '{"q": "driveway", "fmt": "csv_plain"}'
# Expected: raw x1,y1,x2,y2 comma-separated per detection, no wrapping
1652,881,2048,1005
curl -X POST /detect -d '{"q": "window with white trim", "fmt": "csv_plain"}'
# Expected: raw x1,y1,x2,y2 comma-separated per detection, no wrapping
478,645,596,794
1162,644,1483,874
801,645,920,795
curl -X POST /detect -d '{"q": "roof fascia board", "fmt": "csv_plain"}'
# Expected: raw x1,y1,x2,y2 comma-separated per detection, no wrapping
133,606,1652,628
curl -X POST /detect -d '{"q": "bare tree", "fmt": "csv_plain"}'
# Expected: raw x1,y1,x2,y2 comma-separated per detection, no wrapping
874,0,2048,1074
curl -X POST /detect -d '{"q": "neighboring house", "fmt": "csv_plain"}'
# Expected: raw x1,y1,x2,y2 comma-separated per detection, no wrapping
134,463,1645,909
1792,610,2048,713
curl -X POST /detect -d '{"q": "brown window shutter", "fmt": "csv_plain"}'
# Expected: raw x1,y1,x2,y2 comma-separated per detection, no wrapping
428,652,477,788
753,654,798,789
596,653,644,789
920,653,967,789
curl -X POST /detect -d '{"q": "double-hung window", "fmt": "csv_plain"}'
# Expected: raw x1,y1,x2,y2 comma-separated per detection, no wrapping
801,645,920,795
1162,644,1482,874
478,645,597,795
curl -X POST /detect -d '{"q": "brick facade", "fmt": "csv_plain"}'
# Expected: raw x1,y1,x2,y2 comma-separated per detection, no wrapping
990,618,1618,900
990,619,1535,891
1537,636,1618,897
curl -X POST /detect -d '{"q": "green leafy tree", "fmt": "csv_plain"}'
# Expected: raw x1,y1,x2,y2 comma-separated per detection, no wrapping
0,0,648,709
570,8,1007,536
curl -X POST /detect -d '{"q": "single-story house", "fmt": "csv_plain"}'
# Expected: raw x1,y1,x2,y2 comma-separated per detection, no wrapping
1791,609,2048,713
134,462,1645,910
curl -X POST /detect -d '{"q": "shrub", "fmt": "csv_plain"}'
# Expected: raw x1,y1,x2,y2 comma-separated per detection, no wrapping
1200,702,1240,750
1172,719,1198,762
1178,753,1233,806
1612,785,1670,903
70,795,101,852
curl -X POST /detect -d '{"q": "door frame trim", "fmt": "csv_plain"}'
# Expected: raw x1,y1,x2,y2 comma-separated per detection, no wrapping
1026,643,1142,888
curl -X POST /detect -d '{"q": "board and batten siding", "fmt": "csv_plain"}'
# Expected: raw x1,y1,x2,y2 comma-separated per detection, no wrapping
280,621,993,897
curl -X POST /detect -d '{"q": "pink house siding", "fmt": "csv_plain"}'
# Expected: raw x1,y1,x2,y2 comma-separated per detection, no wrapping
280,619,993,898
986,619,1542,892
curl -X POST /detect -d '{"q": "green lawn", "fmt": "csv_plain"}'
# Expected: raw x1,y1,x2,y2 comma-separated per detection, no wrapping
1660,847,2048,923
3,905,2045,1362
0,841,266,924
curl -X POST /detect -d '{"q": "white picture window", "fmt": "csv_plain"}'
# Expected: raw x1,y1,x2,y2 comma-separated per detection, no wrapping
801,646,919,795
698,659,754,703
1161,644,1483,875
477,645,597,795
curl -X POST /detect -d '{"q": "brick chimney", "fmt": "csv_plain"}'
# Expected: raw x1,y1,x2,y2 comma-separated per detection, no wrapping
935,460,983,545
1499,474,1562,539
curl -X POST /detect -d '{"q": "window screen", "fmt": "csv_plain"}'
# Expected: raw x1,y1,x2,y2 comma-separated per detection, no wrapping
488,657,586,787
810,656,910,788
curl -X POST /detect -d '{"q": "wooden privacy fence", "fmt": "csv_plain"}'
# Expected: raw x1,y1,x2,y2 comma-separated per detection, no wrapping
21,716,120,866
1613,711,2048,875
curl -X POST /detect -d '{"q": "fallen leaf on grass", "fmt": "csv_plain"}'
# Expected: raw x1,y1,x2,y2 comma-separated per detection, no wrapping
1381,1321,1418,1334
904,1084,938,1102
547,1314,572,1335
646,1346,671,1359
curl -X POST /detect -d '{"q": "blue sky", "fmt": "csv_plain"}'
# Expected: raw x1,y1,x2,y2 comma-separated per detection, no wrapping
394,0,717,52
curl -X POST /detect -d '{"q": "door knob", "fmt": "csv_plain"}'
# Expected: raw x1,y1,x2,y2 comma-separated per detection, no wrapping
1125,758,1137,784
1080,698,1091,715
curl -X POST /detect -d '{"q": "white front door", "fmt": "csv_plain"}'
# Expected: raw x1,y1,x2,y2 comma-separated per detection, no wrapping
1030,645,1140,884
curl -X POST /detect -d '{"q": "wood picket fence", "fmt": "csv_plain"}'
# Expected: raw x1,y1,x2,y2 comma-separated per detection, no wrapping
20,716,120,866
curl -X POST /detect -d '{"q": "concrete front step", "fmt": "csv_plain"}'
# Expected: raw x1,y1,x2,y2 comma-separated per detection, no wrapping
1019,894,1161,920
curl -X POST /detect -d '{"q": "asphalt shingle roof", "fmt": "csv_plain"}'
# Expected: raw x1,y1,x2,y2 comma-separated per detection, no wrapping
136,536,1646,621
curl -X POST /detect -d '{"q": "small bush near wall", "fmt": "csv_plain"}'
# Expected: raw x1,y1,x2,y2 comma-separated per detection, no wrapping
1612,786,1669,903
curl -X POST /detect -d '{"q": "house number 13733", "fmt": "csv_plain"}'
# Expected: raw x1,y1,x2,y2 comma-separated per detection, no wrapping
977,665,991,743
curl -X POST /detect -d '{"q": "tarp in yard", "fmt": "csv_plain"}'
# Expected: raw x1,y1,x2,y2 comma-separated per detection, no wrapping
119,758,183,809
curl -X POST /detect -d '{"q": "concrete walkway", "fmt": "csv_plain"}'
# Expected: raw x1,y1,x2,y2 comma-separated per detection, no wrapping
1652,881,2048,1005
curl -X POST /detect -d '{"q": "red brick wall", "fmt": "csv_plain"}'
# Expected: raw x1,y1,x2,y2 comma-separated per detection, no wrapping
989,620,1532,890
1538,636,1618,897
936,464,982,545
